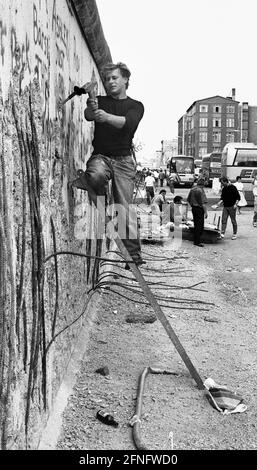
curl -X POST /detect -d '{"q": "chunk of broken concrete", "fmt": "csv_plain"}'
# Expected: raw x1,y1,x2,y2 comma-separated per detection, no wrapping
95,366,110,376
125,313,157,324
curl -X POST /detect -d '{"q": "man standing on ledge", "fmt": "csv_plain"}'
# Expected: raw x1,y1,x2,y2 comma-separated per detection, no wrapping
187,176,208,247
74,62,144,266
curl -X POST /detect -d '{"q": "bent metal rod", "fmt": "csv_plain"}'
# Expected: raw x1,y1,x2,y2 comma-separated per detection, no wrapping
76,171,204,391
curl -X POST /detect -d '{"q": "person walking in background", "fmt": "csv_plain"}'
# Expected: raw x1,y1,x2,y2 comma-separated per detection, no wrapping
252,174,257,227
214,177,240,240
153,169,159,187
144,172,155,205
187,176,208,247
159,169,165,187
233,176,247,214
168,170,178,194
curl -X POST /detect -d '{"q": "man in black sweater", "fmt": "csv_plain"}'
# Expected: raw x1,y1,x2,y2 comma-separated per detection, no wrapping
215,177,240,239
75,62,144,266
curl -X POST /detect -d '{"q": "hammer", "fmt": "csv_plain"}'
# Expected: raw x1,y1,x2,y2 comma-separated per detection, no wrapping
62,80,97,105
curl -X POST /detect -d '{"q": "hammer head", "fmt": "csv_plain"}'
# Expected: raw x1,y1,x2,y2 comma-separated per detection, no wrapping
62,79,98,105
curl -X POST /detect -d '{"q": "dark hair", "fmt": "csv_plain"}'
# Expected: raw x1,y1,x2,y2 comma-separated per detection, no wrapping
236,176,241,181
220,177,228,184
174,196,183,204
159,189,166,194
101,62,131,89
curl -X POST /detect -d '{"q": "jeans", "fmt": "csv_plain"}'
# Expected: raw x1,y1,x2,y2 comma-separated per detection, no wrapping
221,206,237,235
146,186,154,205
192,206,204,245
83,154,141,261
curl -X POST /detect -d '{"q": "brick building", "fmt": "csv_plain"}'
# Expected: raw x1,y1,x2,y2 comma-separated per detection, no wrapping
178,90,257,159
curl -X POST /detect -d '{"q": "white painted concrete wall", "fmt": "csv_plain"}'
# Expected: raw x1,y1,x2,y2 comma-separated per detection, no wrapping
0,0,108,449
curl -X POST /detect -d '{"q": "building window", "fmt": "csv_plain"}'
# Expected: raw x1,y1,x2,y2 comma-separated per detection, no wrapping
199,117,208,127
187,118,192,130
242,130,248,142
226,118,235,127
213,105,221,113
213,131,221,142
199,147,208,157
226,105,235,113
226,132,235,142
199,104,208,112
199,132,208,142
213,146,221,152
213,118,221,127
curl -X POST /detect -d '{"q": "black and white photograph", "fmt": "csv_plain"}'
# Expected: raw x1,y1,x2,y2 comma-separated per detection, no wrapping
0,0,256,462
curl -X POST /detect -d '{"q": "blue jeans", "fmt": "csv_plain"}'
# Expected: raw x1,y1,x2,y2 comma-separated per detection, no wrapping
221,206,237,235
83,154,141,261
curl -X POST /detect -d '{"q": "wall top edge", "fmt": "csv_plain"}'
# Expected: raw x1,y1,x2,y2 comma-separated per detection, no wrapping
71,0,112,79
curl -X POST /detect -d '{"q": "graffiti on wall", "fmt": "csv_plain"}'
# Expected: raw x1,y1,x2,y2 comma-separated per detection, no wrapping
0,0,108,448
1,0,94,220
10,28,31,83
0,0,86,151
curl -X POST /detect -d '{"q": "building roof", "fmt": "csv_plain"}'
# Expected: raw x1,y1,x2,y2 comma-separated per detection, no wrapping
186,95,240,112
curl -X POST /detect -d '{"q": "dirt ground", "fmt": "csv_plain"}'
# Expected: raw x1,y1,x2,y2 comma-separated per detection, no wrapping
55,205,257,451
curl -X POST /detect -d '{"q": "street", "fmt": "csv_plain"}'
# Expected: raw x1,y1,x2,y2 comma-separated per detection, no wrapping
41,184,257,451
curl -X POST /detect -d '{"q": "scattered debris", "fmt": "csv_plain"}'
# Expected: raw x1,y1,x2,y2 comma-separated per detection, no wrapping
204,316,220,323
96,410,119,427
125,312,157,324
95,366,110,376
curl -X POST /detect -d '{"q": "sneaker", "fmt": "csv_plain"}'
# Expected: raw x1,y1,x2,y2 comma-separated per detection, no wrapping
217,233,224,240
231,235,237,240
253,223,257,227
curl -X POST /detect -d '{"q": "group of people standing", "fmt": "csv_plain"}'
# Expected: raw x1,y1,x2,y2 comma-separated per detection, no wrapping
146,172,257,248
142,169,179,205
187,174,257,247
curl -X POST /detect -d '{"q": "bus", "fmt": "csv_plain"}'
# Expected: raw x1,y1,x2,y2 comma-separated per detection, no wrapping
168,155,195,187
221,143,257,205
201,152,221,187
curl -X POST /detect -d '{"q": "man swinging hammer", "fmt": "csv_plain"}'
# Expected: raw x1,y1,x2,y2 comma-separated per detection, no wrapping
73,62,145,266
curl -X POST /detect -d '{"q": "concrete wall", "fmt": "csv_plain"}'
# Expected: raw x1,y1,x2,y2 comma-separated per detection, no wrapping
0,0,111,449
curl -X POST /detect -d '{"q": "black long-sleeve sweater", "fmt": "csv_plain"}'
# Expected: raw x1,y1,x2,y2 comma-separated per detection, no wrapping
92,95,144,156
221,184,240,206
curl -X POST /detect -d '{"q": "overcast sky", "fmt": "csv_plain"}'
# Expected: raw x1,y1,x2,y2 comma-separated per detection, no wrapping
96,0,257,161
